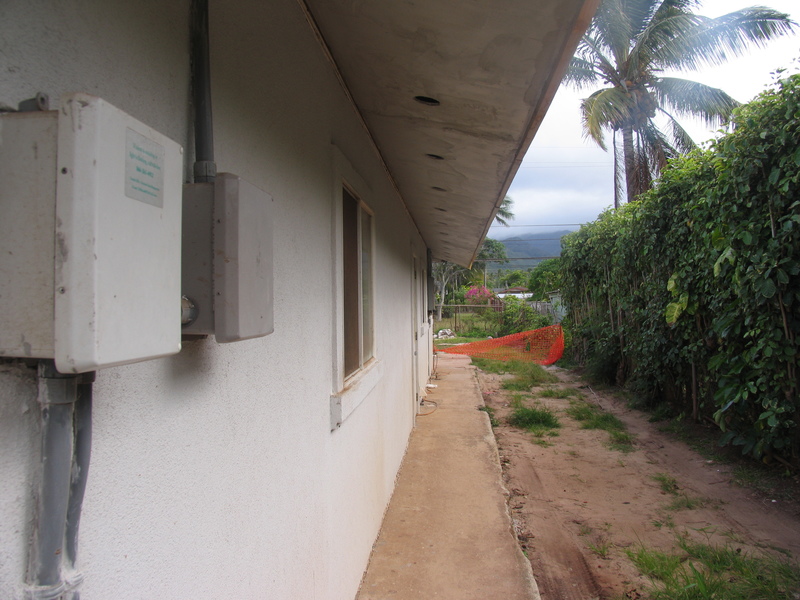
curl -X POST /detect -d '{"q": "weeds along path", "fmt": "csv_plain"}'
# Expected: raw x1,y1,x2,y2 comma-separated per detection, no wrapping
475,363,800,600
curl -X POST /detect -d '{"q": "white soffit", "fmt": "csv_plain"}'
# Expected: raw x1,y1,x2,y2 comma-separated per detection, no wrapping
302,0,598,266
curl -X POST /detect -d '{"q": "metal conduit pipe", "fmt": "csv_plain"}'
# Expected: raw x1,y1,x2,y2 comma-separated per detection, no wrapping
27,362,93,600
191,0,216,183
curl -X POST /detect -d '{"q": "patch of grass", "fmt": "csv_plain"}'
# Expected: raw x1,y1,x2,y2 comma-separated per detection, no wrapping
651,512,675,529
608,429,635,453
478,405,499,427
433,335,484,350
578,524,593,536
471,357,511,374
502,379,533,391
667,493,707,511
588,536,612,559
566,400,635,452
652,473,680,495
630,539,800,599
681,539,800,600
473,358,558,390
538,387,583,399
508,404,561,432
626,546,683,581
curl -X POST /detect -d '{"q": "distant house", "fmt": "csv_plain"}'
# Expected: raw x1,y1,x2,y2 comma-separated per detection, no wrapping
496,286,532,299
0,1,596,598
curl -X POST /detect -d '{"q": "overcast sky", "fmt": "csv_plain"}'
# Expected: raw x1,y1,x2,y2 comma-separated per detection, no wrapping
493,0,800,239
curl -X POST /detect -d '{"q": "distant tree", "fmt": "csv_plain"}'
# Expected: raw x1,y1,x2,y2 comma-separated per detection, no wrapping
433,236,510,319
565,0,795,205
500,269,528,288
476,238,508,264
470,238,508,286
432,261,466,320
528,258,562,300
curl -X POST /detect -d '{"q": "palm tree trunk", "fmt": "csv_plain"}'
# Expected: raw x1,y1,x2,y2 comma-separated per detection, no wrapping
622,126,637,203
612,130,620,210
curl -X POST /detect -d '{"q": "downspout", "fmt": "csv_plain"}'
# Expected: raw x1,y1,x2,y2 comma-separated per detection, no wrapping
191,0,216,183
27,362,93,600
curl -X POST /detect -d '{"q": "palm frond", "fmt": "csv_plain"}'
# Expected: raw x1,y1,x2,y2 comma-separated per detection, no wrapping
658,108,698,154
631,13,707,73
653,0,702,15
576,34,624,85
650,77,739,125
637,120,674,173
581,87,635,149
589,0,636,66
564,56,603,89
494,196,515,227
657,8,796,71
629,0,673,40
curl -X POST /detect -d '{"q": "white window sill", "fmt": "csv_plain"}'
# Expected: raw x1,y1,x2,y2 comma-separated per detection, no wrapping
330,359,383,430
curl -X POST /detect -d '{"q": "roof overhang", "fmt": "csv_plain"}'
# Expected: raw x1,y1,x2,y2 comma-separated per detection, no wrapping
301,0,599,267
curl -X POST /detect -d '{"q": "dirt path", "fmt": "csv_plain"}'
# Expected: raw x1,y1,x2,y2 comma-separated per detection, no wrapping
476,365,800,600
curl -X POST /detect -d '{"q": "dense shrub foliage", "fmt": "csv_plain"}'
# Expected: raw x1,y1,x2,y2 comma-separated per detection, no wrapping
560,74,800,463
496,296,551,337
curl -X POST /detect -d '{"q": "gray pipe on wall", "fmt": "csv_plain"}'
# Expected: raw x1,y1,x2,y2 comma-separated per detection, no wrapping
26,362,93,600
191,0,216,183
64,373,94,600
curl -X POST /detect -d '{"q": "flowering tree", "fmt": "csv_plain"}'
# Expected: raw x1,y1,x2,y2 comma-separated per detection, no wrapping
465,286,495,305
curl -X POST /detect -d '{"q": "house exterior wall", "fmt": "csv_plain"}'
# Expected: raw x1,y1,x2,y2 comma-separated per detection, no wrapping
0,1,429,598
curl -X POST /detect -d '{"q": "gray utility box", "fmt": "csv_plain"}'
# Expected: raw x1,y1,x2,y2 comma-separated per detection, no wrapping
182,174,274,342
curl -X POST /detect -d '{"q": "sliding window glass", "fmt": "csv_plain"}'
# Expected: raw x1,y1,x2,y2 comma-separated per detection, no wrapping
342,187,374,378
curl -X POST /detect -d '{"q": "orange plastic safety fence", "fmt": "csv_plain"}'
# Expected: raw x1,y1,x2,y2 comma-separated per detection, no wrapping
441,324,564,366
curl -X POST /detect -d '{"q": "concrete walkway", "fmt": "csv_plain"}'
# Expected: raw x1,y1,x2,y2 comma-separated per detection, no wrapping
356,353,540,600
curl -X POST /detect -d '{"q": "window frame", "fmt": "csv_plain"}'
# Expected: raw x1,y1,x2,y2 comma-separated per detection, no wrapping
341,186,374,378
330,147,380,430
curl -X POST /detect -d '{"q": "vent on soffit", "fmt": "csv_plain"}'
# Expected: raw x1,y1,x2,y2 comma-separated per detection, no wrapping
414,95,440,106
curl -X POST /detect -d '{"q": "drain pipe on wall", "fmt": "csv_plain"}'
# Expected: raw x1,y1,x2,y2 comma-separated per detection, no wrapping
26,362,93,600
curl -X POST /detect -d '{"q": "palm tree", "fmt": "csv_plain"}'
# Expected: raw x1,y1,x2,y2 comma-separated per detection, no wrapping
566,0,795,205
494,195,515,226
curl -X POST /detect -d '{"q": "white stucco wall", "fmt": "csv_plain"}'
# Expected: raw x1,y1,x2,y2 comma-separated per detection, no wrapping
0,1,428,598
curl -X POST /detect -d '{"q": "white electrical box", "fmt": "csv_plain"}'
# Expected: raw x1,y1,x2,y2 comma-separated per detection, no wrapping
213,174,274,342
0,111,58,358
181,174,274,342
0,93,183,372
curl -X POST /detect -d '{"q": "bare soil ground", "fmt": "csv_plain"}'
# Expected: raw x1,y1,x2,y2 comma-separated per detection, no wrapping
476,364,800,600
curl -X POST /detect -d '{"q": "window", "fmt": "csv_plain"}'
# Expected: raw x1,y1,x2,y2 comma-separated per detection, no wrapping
342,187,373,378
329,148,382,430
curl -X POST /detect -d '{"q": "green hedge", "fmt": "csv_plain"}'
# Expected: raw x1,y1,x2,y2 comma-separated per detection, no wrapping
560,74,800,463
